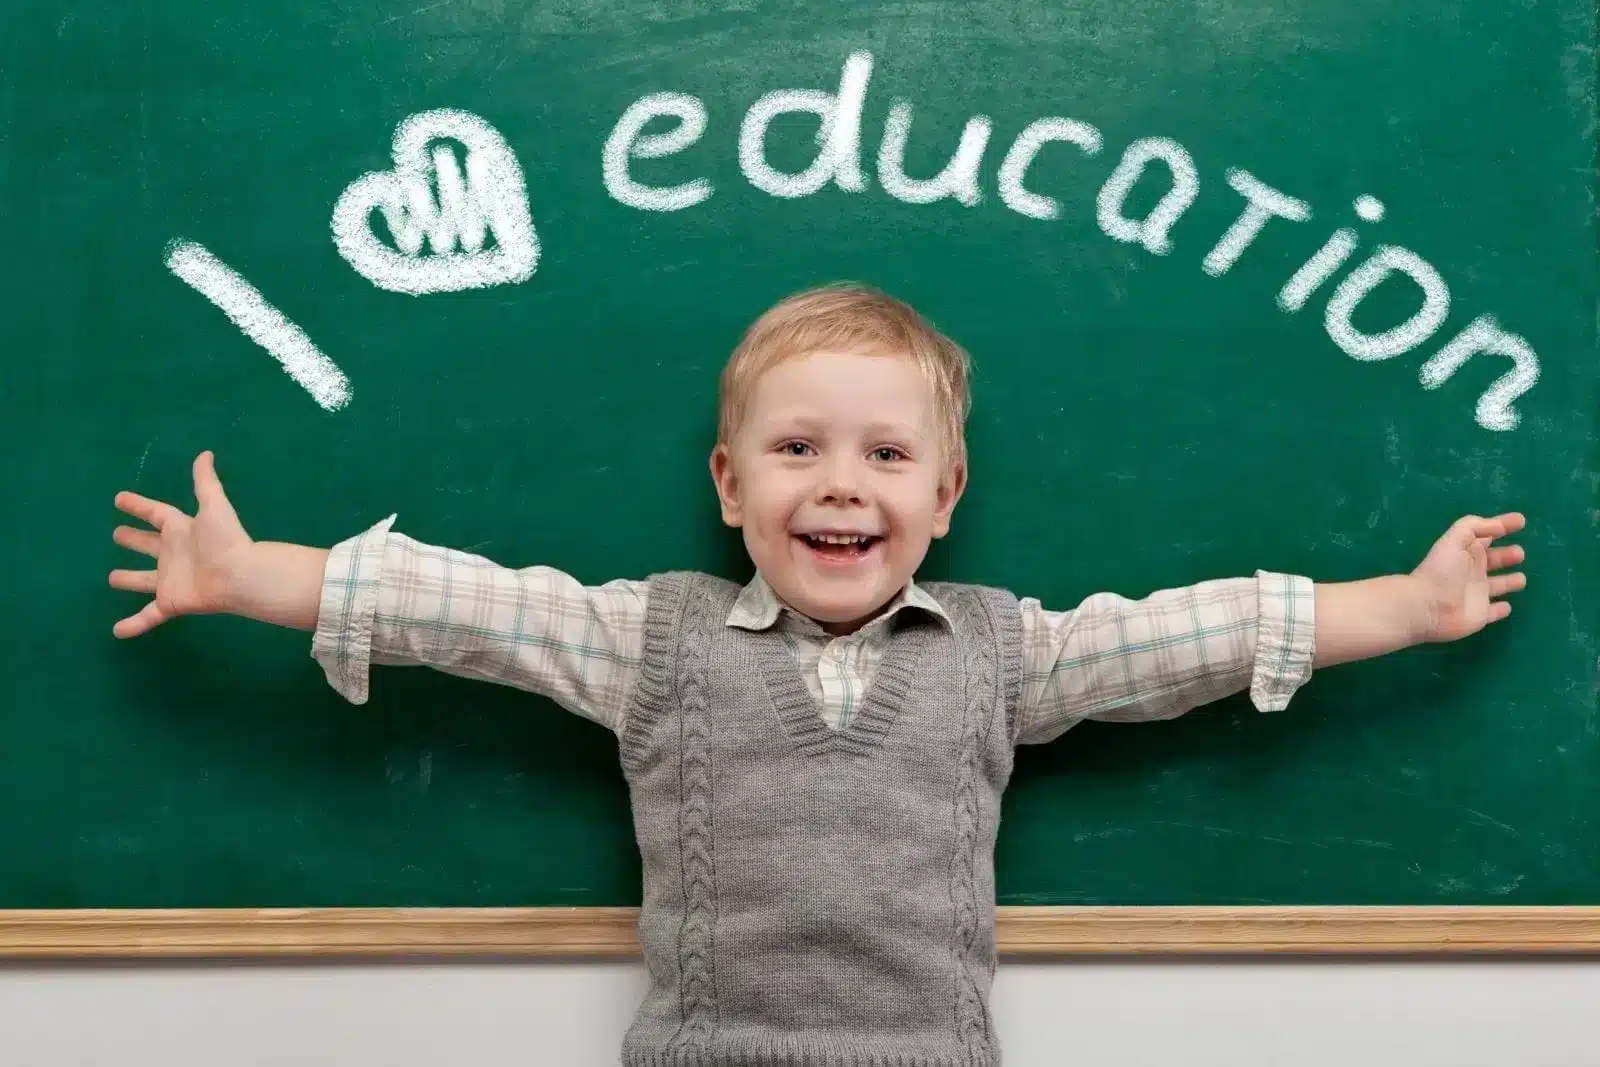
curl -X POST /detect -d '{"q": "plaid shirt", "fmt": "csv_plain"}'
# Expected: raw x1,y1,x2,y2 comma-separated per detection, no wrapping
312,515,1316,745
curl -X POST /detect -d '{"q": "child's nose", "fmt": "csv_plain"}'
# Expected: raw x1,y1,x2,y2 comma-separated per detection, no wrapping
816,457,865,505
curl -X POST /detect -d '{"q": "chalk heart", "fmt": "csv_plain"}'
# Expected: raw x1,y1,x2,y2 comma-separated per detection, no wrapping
331,108,539,295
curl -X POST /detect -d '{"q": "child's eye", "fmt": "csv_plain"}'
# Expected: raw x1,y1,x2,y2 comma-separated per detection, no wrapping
871,446,906,462
779,441,813,457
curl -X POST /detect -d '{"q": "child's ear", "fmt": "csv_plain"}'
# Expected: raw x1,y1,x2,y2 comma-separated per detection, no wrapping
709,444,743,527
931,459,967,538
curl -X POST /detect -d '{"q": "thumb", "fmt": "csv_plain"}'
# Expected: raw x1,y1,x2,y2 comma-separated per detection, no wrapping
192,450,234,512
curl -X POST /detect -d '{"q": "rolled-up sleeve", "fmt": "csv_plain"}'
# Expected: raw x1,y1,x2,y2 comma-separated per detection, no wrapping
1014,570,1316,745
1247,570,1316,712
311,514,397,706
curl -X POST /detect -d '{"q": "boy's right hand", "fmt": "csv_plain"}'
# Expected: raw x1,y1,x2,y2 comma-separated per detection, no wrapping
110,450,253,638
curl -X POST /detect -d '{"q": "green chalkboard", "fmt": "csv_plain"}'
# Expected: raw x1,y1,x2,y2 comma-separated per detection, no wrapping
2,0,1595,912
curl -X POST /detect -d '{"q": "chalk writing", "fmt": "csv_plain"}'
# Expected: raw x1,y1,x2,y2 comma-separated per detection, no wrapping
878,102,991,207
1324,246,1451,362
165,240,351,412
1280,227,1360,313
600,50,1541,431
1419,317,1541,433
332,108,538,295
1201,170,1310,278
735,51,874,199
1095,137,1200,256
604,93,712,211
996,118,1102,221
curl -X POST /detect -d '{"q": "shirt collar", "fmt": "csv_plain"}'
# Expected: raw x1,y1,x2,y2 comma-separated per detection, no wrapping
726,571,950,634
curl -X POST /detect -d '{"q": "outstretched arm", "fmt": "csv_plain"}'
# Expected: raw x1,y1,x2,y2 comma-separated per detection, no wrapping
109,451,647,732
1012,512,1527,745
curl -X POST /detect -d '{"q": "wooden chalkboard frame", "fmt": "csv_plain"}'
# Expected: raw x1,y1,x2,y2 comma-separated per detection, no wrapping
1,907,1598,958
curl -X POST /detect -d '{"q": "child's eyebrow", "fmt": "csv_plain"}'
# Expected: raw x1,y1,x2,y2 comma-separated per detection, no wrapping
863,420,922,441
762,415,924,440
766,414,825,434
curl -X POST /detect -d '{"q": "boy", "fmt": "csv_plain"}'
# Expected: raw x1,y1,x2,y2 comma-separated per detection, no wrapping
109,284,1525,1065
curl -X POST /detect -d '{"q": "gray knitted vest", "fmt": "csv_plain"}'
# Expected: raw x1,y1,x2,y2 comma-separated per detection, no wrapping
616,570,1024,1067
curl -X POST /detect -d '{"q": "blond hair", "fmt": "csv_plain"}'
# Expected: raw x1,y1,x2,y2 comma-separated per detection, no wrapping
716,283,972,469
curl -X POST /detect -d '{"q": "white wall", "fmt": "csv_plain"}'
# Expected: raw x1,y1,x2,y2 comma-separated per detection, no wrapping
2,960,1597,1065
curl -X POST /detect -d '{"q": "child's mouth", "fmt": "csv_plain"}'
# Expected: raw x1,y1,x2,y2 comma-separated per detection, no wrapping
796,533,882,563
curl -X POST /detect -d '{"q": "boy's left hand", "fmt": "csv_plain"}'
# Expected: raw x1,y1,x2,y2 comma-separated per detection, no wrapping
1409,512,1527,643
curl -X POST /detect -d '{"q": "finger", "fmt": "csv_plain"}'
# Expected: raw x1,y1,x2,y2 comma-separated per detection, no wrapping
194,450,224,507
108,568,157,594
1463,512,1524,541
112,600,168,639
114,490,181,531
1487,543,1525,571
1450,515,1488,546
192,450,243,522
1488,572,1526,598
112,525,160,557
1493,512,1527,537
1487,600,1512,624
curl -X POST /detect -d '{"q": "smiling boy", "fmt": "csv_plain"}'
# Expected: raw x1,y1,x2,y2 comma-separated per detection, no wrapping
110,283,1526,1065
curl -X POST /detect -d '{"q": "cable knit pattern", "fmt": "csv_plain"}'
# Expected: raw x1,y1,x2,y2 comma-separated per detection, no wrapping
921,584,1023,1062
619,572,1023,1067
667,572,723,1051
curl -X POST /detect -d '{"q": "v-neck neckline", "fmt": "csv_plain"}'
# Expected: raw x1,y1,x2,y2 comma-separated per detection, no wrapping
750,614,935,761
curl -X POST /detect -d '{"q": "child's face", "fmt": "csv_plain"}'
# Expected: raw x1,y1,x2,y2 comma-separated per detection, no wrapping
710,349,964,634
